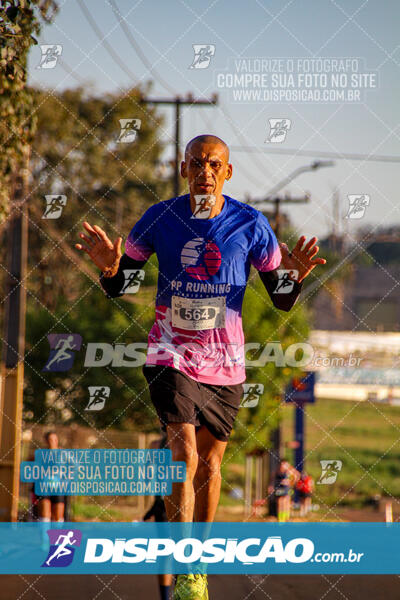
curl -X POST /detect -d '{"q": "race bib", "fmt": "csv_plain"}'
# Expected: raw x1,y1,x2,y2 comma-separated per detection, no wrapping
171,296,226,330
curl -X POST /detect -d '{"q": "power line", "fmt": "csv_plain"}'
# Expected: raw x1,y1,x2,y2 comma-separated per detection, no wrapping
79,3,219,200
141,95,217,197
108,0,176,96
198,110,266,189
229,145,400,164
33,38,86,85
57,56,87,85
219,102,273,180
250,161,334,203
108,1,273,185
77,0,139,82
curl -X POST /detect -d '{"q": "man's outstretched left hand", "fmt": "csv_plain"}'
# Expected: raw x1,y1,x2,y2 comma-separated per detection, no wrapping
279,236,326,284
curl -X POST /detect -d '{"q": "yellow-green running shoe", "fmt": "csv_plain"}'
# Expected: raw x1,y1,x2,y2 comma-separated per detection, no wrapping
174,573,208,599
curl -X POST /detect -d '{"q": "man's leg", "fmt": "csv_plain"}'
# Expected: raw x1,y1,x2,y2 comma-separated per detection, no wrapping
164,423,198,522
39,498,51,520
305,496,311,515
38,498,51,549
193,426,227,522
52,501,65,522
158,574,173,600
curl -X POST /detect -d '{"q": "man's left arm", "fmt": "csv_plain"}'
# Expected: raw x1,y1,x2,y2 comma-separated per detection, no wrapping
259,236,327,312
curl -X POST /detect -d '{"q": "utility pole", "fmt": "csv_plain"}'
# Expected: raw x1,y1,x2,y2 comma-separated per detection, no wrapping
253,194,310,237
250,160,335,236
140,93,218,197
0,146,30,521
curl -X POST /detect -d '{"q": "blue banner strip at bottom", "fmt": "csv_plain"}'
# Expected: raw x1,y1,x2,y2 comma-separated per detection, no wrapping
0,522,398,574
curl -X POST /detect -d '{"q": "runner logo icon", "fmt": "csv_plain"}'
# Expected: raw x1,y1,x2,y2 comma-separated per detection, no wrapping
318,460,343,484
273,270,299,294
241,383,264,408
117,118,141,143
189,44,216,69
180,238,221,280
345,195,370,219
42,529,82,567
86,386,110,411
42,195,67,219
42,334,83,372
121,269,145,293
37,44,62,69
265,118,291,143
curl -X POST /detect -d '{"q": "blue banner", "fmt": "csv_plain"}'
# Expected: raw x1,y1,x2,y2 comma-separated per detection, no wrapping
0,522,399,574
20,449,186,496
285,372,315,403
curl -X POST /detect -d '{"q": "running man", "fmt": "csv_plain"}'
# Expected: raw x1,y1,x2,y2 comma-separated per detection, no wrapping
76,134,326,599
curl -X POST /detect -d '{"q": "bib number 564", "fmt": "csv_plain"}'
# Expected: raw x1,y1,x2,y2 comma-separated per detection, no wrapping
182,307,215,321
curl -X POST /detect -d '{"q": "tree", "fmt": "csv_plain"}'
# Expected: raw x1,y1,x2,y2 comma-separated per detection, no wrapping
23,290,158,432
22,85,171,431
0,0,57,220
27,85,169,311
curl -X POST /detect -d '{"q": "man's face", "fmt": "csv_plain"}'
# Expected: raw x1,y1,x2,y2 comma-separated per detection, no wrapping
47,434,58,449
181,141,232,198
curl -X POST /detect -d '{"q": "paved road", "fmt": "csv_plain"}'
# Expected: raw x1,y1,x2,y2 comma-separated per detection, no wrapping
2,574,399,599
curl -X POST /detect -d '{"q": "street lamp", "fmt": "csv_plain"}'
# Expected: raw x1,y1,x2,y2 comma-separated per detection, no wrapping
251,160,335,204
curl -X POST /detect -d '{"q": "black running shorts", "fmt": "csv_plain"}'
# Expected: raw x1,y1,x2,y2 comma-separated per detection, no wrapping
143,365,244,442
33,494,65,504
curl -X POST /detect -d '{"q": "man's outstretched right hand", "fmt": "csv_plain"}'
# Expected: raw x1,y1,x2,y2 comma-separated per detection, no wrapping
75,222,122,276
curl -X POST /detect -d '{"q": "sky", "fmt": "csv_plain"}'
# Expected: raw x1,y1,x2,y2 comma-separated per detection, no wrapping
27,0,400,239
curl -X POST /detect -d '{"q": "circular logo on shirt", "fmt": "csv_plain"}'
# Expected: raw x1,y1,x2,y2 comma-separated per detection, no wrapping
180,237,221,280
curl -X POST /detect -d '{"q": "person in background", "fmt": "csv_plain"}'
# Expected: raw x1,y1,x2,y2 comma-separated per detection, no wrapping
32,431,65,523
143,434,173,600
270,459,300,523
296,471,314,517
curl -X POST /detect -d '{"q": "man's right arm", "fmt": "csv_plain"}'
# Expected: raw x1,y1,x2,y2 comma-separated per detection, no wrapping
99,254,147,298
76,207,156,297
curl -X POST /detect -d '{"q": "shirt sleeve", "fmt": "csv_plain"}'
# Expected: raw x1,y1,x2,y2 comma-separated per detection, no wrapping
125,204,158,262
99,253,146,298
249,212,282,272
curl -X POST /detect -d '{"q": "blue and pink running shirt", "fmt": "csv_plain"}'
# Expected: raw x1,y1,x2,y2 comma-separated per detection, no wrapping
125,194,281,385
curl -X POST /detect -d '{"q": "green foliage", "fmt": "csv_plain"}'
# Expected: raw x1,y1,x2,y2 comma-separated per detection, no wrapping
22,85,170,431
0,0,57,220
24,284,158,431
27,85,169,313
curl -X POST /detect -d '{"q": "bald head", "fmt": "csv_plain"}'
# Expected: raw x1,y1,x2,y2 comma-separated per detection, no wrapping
185,134,230,161
181,134,232,201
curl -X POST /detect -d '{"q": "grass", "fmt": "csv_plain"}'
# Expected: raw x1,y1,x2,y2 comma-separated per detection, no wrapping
219,397,400,511
280,397,400,509
71,499,126,521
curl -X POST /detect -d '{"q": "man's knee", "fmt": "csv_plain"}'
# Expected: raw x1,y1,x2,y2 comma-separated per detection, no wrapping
167,426,198,477
196,453,222,479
